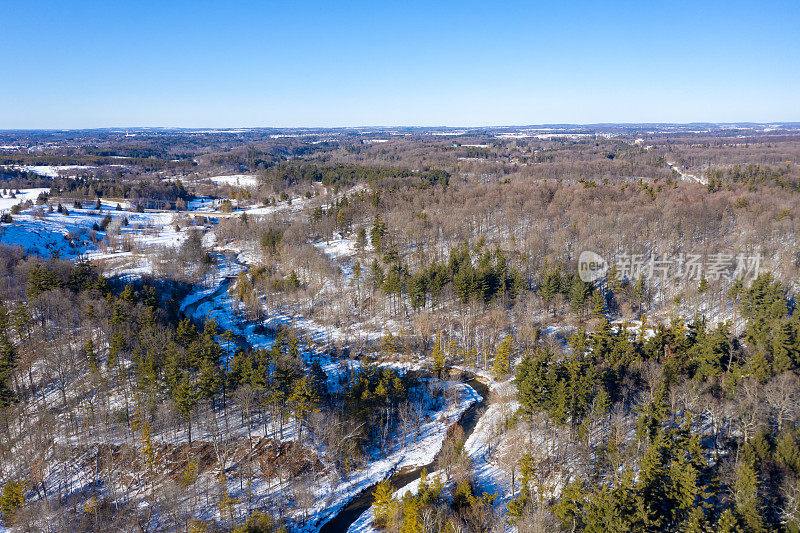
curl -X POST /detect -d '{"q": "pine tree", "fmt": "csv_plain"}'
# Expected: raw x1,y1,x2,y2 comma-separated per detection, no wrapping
373,479,396,527
591,290,606,318
515,346,551,420
772,320,797,373
336,208,347,231
698,277,709,293
733,460,765,532
353,261,362,297
0,302,17,407
198,360,221,403
494,336,513,378
370,214,387,253
173,372,196,443
382,332,397,358
27,263,60,298
131,407,158,479
634,276,648,313
715,509,742,533
0,479,25,526
400,493,423,533
408,274,427,310
607,263,621,294
288,376,320,442
553,479,585,531
11,303,32,342
119,284,136,303
681,506,710,533
776,430,800,475
583,479,636,533
356,227,367,254
107,330,125,369
749,350,772,383
570,277,593,317
539,267,562,314
84,338,98,374
176,318,199,348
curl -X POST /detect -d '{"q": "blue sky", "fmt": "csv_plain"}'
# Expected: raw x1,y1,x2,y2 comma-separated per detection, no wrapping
1,0,798,128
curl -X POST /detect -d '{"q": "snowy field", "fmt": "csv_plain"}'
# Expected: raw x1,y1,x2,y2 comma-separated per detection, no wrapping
3,165,96,177
0,190,185,259
207,174,260,187
0,187,49,211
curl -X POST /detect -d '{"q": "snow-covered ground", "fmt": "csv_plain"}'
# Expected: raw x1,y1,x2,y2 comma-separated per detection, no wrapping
0,194,186,259
173,250,483,531
243,195,312,216
0,189,250,260
4,180,495,531
3,165,96,177
667,161,708,185
0,187,49,211
207,174,260,188
349,380,513,533
300,380,481,532
314,235,358,262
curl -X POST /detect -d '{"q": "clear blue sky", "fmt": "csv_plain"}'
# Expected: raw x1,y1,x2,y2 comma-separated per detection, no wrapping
1,0,798,128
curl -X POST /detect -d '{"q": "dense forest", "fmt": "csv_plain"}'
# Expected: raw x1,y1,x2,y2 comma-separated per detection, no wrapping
0,125,799,532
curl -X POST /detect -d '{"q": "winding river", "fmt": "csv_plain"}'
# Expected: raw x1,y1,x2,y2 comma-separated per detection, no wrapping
180,255,492,533
319,377,489,533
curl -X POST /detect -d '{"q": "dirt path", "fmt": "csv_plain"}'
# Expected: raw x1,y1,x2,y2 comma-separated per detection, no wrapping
667,161,707,185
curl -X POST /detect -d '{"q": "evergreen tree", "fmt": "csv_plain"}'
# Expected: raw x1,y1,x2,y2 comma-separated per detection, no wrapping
288,376,320,442
698,277,709,293
776,430,800,475
373,479,396,527
715,509,742,533
83,338,98,374
733,460,765,532
494,336,513,378
370,214,387,253
400,493,424,533
515,347,551,420
570,277,593,317
11,303,32,342
173,372,196,443
0,479,25,526
382,332,397,357
539,266,563,314
591,290,606,318
27,263,60,298
553,479,586,531
176,318,199,348
119,283,136,303
107,330,125,369
0,303,17,407
771,320,797,373
356,227,367,254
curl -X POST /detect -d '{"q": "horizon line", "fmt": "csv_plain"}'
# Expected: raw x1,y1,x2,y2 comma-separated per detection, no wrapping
2,121,800,133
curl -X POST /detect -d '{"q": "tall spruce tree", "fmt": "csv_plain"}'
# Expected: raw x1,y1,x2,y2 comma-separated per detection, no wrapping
0,302,17,407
